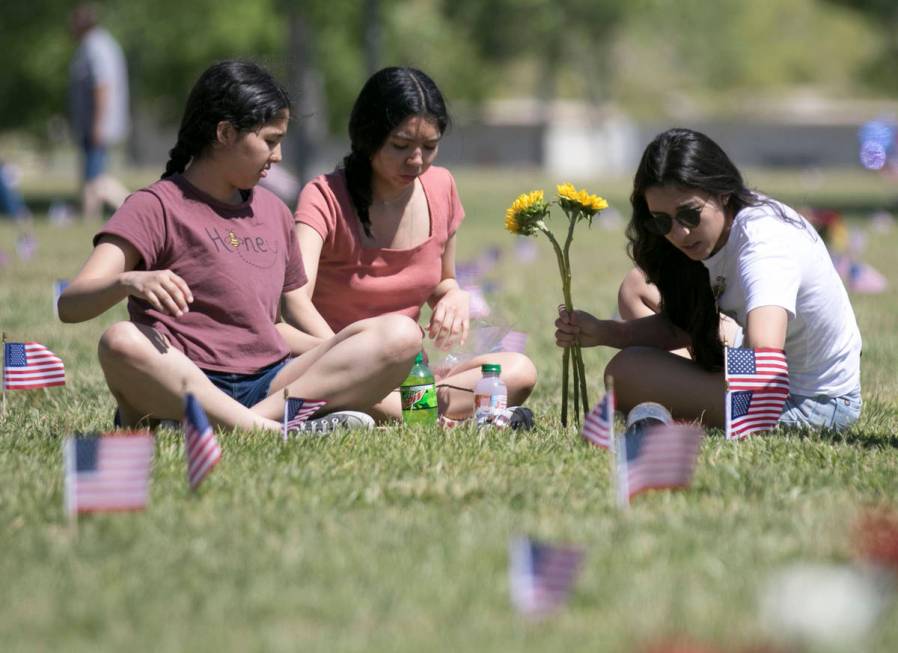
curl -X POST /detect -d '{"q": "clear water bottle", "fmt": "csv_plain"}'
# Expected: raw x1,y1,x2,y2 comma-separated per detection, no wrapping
474,363,507,423
400,353,438,425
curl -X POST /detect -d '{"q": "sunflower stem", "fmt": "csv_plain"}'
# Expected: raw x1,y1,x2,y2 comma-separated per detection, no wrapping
541,226,577,427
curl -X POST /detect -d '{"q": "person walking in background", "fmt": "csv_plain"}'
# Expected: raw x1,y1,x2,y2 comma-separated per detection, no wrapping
277,67,537,422
68,3,130,220
555,128,862,431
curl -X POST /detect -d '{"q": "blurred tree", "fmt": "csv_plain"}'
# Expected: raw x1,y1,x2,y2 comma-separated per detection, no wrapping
439,0,627,108
611,0,881,118
822,0,898,94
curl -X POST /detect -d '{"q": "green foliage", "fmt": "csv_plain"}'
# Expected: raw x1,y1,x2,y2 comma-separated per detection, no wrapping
613,0,881,117
2,167,898,651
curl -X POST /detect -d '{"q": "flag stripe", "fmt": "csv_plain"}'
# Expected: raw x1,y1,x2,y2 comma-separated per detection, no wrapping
4,342,66,391
581,390,614,449
724,347,789,440
65,434,154,515
183,393,221,491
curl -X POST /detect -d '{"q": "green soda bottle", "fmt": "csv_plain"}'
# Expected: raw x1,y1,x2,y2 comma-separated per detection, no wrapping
400,353,438,425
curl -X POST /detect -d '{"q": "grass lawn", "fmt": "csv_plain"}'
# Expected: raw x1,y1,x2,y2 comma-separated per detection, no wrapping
1,166,898,652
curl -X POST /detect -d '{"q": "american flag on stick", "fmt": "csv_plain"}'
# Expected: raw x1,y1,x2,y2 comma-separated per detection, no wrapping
725,347,789,440
582,388,614,450
616,423,704,506
64,433,154,516
283,396,327,439
3,341,66,390
509,536,584,618
183,393,221,491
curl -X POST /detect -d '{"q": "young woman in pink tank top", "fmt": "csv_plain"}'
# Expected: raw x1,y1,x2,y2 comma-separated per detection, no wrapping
277,67,537,421
58,61,421,432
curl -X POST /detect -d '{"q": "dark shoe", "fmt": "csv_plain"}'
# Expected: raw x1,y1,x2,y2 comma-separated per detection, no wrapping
508,406,535,431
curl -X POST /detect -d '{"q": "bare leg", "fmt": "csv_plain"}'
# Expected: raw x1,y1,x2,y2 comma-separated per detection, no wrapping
606,346,726,427
434,352,537,420
81,175,129,221
81,180,103,221
96,174,129,210
98,322,278,430
254,314,422,419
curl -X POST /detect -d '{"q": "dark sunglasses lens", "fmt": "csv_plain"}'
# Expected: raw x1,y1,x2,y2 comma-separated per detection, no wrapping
677,207,702,228
645,214,671,235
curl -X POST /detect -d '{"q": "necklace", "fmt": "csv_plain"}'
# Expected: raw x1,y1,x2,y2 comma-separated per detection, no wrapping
371,181,415,208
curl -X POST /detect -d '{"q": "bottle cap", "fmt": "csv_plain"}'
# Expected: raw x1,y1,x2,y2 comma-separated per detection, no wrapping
481,363,501,374
625,401,672,428
415,352,424,364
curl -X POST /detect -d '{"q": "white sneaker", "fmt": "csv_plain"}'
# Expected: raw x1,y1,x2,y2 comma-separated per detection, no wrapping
288,410,375,436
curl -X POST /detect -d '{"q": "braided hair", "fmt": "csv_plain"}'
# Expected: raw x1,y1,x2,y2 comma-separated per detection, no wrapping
162,61,290,179
342,67,449,237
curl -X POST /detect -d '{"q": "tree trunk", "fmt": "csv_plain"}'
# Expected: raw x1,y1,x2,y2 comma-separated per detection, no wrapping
286,8,328,184
363,0,382,77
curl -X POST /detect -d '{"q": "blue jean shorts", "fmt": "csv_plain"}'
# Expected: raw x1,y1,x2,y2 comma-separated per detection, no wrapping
82,144,108,181
779,387,862,432
202,358,289,408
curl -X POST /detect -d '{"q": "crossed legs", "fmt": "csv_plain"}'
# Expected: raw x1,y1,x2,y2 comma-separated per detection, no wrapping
98,314,422,430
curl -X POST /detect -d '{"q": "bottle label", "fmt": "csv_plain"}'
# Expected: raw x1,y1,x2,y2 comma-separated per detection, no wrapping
474,393,507,422
401,383,437,411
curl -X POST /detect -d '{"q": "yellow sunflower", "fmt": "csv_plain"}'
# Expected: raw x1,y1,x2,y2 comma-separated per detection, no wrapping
504,190,549,236
556,182,608,218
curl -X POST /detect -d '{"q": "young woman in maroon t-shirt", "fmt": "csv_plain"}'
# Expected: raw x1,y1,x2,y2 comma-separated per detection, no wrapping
58,61,422,432
277,67,537,421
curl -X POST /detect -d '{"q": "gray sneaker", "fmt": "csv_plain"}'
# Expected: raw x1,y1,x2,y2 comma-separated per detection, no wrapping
288,410,375,436
625,402,673,429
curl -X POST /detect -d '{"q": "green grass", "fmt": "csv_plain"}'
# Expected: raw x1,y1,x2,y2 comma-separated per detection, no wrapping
2,167,898,652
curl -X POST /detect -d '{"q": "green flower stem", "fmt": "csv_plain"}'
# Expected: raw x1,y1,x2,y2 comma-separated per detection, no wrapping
560,209,590,424
541,225,579,426
574,345,589,419
561,346,571,427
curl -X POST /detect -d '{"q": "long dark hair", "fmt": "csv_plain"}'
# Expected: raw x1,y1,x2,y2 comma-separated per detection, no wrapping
162,61,291,179
627,128,762,370
342,67,450,237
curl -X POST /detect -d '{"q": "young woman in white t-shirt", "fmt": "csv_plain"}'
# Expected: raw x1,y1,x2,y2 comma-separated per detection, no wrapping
555,128,862,430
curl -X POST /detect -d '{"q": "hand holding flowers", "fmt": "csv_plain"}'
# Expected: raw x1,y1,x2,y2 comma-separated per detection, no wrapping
505,183,608,426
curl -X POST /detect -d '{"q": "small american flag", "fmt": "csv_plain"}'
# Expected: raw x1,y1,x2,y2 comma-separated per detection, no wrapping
183,393,221,491
616,423,704,505
3,341,66,390
582,389,614,450
64,434,154,515
283,397,327,439
725,347,789,440
509,536,584,618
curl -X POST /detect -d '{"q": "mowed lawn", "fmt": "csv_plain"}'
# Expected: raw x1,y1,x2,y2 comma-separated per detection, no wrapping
1,166,898,652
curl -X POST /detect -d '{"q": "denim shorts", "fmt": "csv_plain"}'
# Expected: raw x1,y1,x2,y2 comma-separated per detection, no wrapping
82,144,108,181
779,387,862,432
202,358,289,408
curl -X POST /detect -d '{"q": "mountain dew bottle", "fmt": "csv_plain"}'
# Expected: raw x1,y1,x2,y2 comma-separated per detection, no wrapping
400,353,438,425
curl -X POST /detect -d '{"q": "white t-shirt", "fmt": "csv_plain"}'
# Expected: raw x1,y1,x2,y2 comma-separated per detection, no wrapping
69,27,130,145
702,198,861,397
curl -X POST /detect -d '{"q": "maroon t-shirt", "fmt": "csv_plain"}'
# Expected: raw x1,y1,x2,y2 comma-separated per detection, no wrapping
95,175,307,373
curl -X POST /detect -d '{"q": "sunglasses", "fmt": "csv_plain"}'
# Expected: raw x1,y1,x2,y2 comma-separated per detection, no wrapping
644,198,708,236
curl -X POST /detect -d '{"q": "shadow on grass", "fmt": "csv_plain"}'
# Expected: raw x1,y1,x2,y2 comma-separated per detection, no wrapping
784,427,898,450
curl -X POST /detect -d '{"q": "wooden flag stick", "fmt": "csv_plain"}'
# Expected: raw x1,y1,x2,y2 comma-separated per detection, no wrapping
282,387,289,442
1,332,7,419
